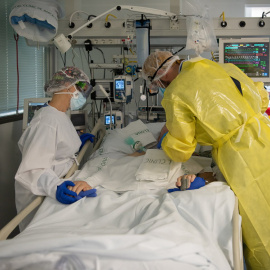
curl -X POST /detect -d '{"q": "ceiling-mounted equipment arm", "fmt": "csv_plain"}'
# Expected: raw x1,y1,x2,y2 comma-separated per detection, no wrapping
117,5,177,21
53,5,177,53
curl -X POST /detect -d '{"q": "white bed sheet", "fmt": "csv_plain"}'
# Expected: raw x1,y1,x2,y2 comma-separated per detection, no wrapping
0,122,237,269
0,182,235,270
72,121,210,191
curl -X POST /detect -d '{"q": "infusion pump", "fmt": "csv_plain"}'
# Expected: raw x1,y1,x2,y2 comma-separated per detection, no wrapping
104,110,123,129
113,75,133,103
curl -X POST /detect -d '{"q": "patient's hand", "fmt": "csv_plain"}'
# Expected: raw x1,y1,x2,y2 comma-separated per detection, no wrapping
158,123,169,142
68,181,92,195
127,151,146,157
176,174,196,189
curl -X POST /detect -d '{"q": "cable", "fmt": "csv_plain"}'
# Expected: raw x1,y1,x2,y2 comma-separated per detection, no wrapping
146,85,149,122
105,14,117,22
99,85,113,129
87,51,93,79
173,46,185,55
69,10,91,26
219,11,225,21
95,47,106,78
59,52,66,66
88,15,96,20
14,33,20,113
80,47,93,79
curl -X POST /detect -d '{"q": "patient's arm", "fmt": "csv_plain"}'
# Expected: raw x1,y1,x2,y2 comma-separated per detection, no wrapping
158,123,169,142
197,171,217,184
68,181,92,195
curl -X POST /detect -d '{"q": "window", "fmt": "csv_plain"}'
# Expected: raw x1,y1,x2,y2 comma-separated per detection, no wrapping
245,5,270,18
0,0,47,119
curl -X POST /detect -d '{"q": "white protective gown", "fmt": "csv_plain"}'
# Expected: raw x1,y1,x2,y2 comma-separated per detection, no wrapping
15,105,81,230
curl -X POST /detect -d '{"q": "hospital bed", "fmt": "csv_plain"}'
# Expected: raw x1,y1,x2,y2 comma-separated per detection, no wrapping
0,119,244,270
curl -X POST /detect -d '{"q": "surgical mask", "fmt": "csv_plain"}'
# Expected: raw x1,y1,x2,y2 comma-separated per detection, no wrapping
70,90,86,110
55,88,86,110
159,87,166,97
147,78,166,94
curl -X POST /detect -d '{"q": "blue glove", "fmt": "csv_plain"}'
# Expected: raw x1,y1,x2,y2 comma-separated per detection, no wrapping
56,181,78,204
168,177,206,193
79,133,95,151
75,189,97,200
157,132,168,149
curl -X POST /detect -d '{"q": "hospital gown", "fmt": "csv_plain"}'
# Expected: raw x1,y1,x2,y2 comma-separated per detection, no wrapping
15,105,81,230
161,57,270,270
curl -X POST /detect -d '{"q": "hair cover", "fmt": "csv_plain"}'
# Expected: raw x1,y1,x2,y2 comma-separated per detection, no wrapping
44,66,90,96
142,51,180,84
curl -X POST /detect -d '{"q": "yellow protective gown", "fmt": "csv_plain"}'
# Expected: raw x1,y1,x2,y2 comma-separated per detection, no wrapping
161,57,270,270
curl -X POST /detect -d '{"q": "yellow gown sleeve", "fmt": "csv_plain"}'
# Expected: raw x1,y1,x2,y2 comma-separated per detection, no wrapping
254,81,269,113
161,99,197,162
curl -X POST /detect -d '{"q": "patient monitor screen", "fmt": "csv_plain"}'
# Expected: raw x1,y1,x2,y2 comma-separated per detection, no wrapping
27,102,46,125
70,113,86,129
115,79,125,90
222,40,270,79
105,115,115,125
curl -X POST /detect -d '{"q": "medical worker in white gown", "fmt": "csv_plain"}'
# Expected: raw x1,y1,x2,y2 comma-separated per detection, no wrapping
15,66,95,230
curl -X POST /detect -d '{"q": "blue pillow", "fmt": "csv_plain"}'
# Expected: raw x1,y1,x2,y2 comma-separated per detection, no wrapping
11,14,55,30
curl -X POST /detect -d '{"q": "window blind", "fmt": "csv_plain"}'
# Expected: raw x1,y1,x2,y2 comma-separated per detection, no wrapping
0,0,47,117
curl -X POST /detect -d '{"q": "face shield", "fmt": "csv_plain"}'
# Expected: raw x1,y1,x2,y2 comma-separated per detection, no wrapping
142,51,180,93
75,81,92,99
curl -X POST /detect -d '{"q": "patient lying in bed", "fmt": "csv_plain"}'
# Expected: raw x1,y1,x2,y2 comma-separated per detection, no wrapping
0,122,237,270
67,120,221,198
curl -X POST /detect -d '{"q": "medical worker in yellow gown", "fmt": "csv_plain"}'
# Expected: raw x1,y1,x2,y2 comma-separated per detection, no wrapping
142,51,270,270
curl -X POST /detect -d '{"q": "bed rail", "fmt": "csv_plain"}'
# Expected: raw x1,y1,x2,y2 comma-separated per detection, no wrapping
0,119,106,241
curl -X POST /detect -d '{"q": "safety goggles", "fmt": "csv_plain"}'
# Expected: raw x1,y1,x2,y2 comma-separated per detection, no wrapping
148,55,174,83
146,78,166,93
146,55,174,92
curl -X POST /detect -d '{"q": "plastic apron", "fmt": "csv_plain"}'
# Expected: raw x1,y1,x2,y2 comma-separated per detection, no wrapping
161,57,270,269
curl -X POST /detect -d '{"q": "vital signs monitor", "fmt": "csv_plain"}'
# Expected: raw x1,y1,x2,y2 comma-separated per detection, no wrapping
219,38,270,83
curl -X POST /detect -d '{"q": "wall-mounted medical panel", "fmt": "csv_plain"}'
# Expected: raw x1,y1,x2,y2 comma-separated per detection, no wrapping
56,17,270,39
25,17,270,48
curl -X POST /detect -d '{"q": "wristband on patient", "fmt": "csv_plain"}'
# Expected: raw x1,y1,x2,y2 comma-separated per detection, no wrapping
168,177,206,193
157,132,168,149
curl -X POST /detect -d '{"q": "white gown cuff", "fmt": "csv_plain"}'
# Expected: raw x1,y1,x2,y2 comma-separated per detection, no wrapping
36,170,64,199
83,173,106,188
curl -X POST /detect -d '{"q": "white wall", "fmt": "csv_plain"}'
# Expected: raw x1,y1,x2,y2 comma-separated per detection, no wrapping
61,0,249,20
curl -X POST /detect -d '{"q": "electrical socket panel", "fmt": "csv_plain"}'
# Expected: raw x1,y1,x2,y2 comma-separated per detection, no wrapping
91,39,121,45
